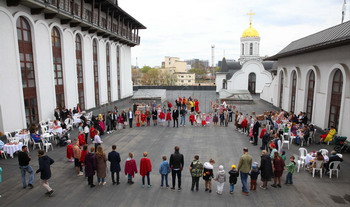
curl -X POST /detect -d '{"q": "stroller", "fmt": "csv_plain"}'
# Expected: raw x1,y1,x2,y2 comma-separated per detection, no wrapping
57,129,70,147
334,136,349,153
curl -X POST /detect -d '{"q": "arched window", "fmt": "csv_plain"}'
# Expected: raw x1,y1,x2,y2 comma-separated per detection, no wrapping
75,35,85,110
306,71,315,121
241,43,244,55
116,45,121,99
106,44,111,102
248,73,256,94
290,71,297,113
279,71,284,108
51,27,65,108
329,69,343,129
17,17,39,126
93,39,100,106
249,43,253,55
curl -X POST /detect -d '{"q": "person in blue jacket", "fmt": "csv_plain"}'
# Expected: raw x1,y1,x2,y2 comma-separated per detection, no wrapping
159,156,170,188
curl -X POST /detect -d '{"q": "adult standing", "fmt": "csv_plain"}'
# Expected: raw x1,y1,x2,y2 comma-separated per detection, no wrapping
169,146,184,190
180,107,187,127
259,150,273,190
237,147,252,196
252,118,261,146
271,151,285,188
35,150,54,197
128,108,133,128
172,107,179,128
189,155,203,192
18,146,34,189
140,152,152,188
73,139,83,176
152,107,158,126
85,147,97,188
108,145,121,185
95,146,107,185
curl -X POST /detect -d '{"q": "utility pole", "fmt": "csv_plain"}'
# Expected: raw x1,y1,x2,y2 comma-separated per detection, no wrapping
342,0,347,23
211,45,215,84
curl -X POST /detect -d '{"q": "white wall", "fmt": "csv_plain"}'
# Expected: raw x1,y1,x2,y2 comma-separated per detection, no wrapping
215,73,227,92
0,3,136,132
261,45,350,138
227,60,272,93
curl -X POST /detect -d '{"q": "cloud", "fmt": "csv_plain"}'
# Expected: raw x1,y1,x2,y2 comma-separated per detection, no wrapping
119,0,349,67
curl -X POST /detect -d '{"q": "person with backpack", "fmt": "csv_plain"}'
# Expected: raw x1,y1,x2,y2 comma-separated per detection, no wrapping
189,155,203,192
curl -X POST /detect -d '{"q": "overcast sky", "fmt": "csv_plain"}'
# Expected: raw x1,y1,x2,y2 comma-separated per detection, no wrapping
119,0,349,67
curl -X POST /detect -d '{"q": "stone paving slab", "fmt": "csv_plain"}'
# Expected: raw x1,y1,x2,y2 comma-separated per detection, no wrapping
0,91,349,207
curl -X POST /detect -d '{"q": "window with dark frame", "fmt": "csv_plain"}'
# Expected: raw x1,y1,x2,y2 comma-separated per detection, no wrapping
290,71,297,113
51,27,65,109
93,39,100,106
17,16,39,127
306,71,315,122
75,35,85,110
329,69,343,129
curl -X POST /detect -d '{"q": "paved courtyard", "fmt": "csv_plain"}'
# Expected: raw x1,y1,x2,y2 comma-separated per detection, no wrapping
0,91,350,207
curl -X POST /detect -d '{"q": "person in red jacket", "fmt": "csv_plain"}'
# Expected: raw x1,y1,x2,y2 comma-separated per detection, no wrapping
166,109,172,127
140,152,152,188
167,101,173,109
89,126,96,140
80,145,88,172
124,152,138,184
66,140,74,162
78,132,86,146
194,99,199,112
189,112,195,126
241,116,248,134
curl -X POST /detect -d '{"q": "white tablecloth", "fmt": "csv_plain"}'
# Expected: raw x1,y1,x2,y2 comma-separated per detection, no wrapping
15,133,30,140
49,127,63,135
3,143,23,158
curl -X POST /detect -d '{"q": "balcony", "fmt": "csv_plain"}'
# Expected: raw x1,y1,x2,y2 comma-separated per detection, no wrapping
7,0,146,46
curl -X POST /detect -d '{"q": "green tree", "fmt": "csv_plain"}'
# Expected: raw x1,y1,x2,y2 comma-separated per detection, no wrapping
140,66,153,73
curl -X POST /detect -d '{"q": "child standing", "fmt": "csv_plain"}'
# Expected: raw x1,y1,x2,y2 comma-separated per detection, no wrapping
203,159,215,193
285,156,296,185
124,152,138,184
228,165,239,194
166,109,172,127
189,112,195,126
215,165,226,195
249,163,260,191
159,156,170,188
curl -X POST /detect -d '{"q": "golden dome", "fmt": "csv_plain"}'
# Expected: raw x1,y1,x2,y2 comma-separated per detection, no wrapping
242,24,259,38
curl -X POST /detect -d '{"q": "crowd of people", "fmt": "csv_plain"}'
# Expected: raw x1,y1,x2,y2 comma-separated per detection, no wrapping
3,97,345,198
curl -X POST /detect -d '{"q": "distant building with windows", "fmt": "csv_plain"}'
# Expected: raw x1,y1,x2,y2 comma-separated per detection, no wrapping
175,72,195,86
160,57,195,85
0,0,145,132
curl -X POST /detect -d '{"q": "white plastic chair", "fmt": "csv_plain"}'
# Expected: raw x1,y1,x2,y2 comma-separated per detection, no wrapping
41,138,53,152
312,160,323,178
5,132,12,143
319,149,328,156
31,137,41,150
9,137,20,143
299,148,308,162
329,161,341,179
297,158,304,172
281,135,290,150
64,118,74,131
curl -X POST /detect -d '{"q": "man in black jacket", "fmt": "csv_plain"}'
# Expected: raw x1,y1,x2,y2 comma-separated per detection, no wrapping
172,107,179,128
169,146,184,190
18,146,34,189
108,145,121,185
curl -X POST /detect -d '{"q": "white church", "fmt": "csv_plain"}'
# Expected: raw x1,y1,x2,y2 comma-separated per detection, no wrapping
0,0,145,132
216,13,276,94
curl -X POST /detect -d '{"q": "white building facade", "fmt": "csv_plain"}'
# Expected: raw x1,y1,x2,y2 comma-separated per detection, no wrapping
261,20,350,138
0,0,145,132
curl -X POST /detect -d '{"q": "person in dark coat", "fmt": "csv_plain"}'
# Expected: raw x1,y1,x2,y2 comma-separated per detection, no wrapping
172,107,179,128
108,145,121,185
259,150,273,190
169,146,184,190
106,111,113,133
253,118,261,145
35,150,54,196
85,147,97,188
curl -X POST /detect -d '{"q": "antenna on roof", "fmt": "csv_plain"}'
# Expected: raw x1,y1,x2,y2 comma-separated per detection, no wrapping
342,0,347,23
